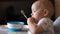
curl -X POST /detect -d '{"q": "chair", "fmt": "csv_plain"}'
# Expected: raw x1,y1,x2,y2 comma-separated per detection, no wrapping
53,16,60,34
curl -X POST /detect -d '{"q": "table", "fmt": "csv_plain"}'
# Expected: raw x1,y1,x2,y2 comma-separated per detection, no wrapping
0,25,28,34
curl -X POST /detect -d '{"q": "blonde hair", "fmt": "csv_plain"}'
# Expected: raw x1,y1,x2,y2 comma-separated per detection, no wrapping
31,0,54,17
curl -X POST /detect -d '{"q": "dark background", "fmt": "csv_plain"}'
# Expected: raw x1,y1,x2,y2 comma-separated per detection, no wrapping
0,0,55,25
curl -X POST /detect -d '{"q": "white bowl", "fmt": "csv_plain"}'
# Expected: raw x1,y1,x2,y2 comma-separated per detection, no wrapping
7,24,24,29
7,22,24,29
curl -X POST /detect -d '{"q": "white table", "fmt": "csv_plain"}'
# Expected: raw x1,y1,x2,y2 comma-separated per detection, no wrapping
0,25,28,34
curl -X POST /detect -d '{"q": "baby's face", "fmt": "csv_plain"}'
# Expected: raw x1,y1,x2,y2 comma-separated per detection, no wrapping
31,5,44,21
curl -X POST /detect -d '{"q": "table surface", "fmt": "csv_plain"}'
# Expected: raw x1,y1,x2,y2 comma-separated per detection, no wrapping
0,25,60,34
0,25,28,34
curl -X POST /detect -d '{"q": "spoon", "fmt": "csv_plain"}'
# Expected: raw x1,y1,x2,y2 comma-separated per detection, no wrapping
20,10,27,19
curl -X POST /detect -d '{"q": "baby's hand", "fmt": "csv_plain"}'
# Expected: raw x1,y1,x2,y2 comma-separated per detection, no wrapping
27,17,44,34
27,17,36,24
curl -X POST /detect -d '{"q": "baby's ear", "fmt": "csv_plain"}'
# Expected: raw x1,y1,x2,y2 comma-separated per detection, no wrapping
43,9,49,16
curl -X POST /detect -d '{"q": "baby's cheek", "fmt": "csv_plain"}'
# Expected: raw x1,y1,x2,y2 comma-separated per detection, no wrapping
35,13,40,17
32,12,41,19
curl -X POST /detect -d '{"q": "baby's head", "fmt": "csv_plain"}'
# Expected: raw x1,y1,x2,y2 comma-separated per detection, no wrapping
31,0,54,21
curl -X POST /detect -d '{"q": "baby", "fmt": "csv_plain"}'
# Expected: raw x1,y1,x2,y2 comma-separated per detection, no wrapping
27,0,54,34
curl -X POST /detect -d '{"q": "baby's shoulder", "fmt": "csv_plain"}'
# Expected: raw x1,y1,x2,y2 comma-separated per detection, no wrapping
39,18,52,22
38,18,53,24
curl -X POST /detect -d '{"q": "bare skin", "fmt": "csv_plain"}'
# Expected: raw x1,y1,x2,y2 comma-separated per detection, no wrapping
27,0,54,34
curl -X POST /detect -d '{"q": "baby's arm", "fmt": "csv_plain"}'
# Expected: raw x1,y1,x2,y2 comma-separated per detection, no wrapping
27,17,44,34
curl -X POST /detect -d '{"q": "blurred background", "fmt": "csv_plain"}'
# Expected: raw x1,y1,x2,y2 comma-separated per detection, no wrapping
0,0,55,25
